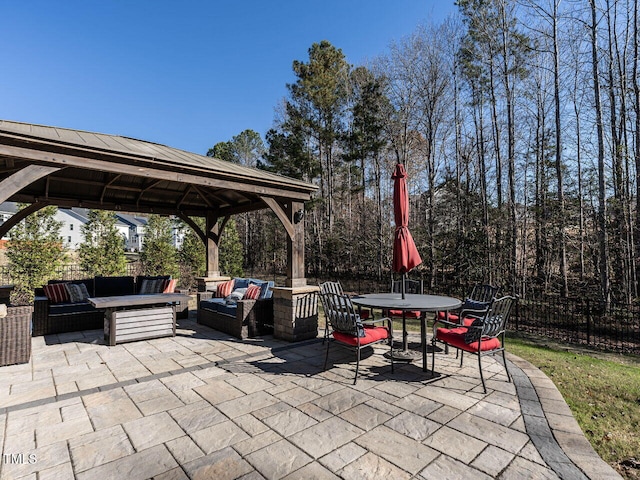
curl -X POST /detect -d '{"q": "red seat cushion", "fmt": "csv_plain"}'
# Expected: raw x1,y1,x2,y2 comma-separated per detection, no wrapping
436,327,501,352
333,326,390,346
438,311,459,321
358,309,371,320
437,311,476,326
388,309,421,318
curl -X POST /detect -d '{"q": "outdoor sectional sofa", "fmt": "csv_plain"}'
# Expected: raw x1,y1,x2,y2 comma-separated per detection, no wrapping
197,277,274,339
33,275,187,336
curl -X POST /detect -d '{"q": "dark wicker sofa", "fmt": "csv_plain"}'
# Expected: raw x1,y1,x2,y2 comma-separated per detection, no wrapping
197,278,274,339
33,275,186,336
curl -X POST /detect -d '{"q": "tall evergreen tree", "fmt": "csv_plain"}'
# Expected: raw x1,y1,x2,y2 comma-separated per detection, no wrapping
140,215,179,278
6,205,66,303
219,218,244,277
79,210,127,277
287,40,351,232
178,217,206,289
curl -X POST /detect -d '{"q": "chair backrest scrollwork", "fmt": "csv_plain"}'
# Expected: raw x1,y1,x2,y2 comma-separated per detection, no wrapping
320,291,361,336
391,278,423,295
482,295,515,337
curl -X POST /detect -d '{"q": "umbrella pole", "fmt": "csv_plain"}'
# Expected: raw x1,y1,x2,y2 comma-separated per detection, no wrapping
402,272,408,351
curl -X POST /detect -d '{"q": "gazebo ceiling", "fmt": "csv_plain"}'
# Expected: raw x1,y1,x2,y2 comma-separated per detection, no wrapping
0,120,316,217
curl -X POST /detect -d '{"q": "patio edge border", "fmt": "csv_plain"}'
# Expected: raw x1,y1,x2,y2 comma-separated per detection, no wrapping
506,352,622,480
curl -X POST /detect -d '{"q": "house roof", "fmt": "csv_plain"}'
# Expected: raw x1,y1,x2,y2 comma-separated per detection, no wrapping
0,120,317,218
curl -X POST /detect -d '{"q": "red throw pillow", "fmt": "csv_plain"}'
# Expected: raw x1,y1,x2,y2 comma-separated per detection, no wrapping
163,279,177,293
43,283,70,304
216,279,235,298
243,284,261,300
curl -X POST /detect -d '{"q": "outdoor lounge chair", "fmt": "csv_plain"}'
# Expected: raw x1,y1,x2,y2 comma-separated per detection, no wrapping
432,295,516,393
320,290,393,384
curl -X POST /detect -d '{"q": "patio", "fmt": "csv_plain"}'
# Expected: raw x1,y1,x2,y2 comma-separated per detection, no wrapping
0,315,619,480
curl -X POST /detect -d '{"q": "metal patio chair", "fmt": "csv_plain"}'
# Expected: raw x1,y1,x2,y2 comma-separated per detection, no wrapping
432,295,516,393
320,290,393,384
437,283,499,327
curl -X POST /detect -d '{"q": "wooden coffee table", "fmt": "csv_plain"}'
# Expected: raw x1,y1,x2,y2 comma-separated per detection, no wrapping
88,293,190,346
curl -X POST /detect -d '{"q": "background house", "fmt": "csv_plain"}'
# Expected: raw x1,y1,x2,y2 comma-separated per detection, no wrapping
0,202,187,253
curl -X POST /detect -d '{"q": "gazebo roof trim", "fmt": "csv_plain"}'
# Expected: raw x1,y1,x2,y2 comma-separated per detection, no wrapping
0,119,316,194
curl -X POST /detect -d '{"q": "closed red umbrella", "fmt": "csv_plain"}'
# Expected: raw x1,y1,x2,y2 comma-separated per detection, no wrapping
391,163,423,359
392,163,422,280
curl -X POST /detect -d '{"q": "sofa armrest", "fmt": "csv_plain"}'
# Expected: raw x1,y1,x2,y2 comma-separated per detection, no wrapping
34,295,50,315
33,296,50,336
237,297,274,332
198,291,214,303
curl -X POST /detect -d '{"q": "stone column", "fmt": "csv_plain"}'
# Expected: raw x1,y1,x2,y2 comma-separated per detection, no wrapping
272,286,320,342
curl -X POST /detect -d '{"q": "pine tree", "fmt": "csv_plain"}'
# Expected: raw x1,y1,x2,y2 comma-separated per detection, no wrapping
219,218,244,277
178,217,206,289
6,204,66,303
140,215,179,278
79,210,127,277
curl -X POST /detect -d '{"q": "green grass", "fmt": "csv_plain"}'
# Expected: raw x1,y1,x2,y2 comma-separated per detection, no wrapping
506,335,640,478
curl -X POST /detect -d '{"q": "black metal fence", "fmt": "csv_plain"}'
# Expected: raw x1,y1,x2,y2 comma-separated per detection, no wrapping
514,294,640,355
322,275,640,356
0,263,142,284
2,265,639,355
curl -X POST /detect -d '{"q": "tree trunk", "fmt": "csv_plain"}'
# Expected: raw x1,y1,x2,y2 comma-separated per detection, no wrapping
590,0,611,303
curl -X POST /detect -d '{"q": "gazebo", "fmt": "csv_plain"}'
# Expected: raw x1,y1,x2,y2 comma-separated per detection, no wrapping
0,120,319,341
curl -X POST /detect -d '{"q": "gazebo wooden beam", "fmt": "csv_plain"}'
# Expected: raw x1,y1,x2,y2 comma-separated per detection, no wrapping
0,143,311,200
0,201,51,239
0,164,61,204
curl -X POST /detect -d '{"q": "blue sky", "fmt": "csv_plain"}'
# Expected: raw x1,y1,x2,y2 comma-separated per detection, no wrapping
1,1,456,156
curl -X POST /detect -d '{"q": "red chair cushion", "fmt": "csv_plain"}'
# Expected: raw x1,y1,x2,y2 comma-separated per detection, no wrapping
333,326,390,346
358,309,371,320
436,327,501,352
388,309,421,318
162,279,177,293
438,311,459,321
437,311,476,326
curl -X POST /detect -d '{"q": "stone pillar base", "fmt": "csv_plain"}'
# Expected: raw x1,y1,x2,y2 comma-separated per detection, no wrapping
272,285,320,342
195,276,231,293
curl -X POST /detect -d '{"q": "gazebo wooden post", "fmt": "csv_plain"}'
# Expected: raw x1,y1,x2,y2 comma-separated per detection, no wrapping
270,200,319,342
205,211,220,278
196,211,230,292
286,200,306,288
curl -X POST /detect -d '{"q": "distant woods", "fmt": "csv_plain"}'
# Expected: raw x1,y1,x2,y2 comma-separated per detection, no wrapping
211,0,640,303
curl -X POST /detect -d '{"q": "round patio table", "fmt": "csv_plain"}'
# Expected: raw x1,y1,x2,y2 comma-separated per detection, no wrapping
351,293,462,371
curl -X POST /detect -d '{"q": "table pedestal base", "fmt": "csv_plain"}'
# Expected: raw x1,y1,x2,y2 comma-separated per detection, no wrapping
387,348,422,361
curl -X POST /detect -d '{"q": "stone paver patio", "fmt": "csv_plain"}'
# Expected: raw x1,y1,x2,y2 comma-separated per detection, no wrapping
0,315,621,479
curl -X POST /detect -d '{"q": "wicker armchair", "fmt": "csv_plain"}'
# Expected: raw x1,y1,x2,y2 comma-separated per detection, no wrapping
1,305,33,366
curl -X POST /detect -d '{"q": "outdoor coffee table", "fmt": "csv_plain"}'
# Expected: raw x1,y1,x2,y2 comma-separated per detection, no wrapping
88,293,190,346
351,293,461,371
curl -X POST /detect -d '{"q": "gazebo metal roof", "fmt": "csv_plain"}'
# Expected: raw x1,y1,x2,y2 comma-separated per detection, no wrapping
0,119,316,217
